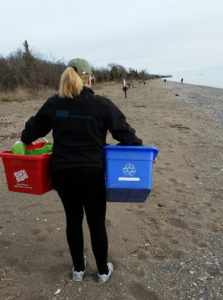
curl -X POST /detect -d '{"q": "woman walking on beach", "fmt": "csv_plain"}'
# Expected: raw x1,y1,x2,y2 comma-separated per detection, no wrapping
20,58,142,283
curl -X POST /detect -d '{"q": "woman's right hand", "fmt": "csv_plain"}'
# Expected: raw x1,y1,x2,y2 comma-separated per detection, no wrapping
153,157,158,165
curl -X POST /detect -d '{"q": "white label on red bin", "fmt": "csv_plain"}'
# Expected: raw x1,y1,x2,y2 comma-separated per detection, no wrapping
14,169,29,182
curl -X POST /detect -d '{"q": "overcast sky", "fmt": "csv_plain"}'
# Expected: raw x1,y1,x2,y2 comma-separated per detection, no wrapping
1,0,223,75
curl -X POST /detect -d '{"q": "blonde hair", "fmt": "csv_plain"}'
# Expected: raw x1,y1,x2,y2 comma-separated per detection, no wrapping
59,67,84,98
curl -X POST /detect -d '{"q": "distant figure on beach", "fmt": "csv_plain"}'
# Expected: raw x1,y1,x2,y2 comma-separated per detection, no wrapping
164,79,166,83
122,79,128,99
181,78,183,83
143,81,146,86
127,82,133,88
123,85,128,98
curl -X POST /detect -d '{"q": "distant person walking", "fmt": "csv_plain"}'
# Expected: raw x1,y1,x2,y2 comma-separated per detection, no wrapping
122,79,128,99
164,79,166,83
181,78,183,83
20,58,142,283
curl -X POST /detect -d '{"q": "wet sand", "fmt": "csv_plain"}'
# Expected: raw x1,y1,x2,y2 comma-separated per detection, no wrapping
0,79,223,299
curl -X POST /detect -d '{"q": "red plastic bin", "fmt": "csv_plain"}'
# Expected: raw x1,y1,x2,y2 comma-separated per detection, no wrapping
0,145,53,195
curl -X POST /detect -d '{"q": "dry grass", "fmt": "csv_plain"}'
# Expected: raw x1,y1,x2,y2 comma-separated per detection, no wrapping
0,88,29,102
101,81,117,86
31,87,57,100
94,81,118,90
0,87,57,102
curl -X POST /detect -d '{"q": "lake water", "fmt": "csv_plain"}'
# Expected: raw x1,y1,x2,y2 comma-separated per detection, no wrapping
167,67,223,89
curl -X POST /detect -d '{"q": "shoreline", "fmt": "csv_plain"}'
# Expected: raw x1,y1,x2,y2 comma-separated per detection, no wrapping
158,79,223,128
166,79,223,90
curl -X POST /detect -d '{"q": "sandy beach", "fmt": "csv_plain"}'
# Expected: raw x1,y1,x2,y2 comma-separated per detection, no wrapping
0,79,223,300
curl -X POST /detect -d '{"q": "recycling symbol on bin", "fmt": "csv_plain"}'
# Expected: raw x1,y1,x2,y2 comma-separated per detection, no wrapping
122,163,136,176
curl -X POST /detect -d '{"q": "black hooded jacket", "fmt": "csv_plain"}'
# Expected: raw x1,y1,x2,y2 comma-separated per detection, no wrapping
21,87,142,170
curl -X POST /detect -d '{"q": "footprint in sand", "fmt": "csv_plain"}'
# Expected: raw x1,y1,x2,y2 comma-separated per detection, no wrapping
171,249,188,259
204,187,215,192
41,210,62,215
19,203,39,211
175,188,192,194
198,242,207,248
208,223,222,233
1,239,13,247
29,227,50,243
2,256,19,266
168,178,187,187
158,167,173,172
135,209,146,216
35,235,47,242
167,217,190,230
44,264,69,282
1,210,13,216
30,228,41,235
129,282,159,299
156,169,164,175
53,249,66,258
122,237,129,242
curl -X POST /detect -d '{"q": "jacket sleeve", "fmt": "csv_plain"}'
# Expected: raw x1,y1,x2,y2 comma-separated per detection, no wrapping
21,100,53,144
106,100,143,145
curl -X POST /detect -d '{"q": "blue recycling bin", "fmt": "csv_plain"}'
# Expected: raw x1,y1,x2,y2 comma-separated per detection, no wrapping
104,145,159,202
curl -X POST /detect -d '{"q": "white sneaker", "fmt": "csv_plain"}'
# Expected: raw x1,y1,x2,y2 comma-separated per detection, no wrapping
72,256,86,281
72,268,85,281
97,263,114,283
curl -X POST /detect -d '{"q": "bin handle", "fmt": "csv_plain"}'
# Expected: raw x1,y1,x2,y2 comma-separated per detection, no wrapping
42,137,49,143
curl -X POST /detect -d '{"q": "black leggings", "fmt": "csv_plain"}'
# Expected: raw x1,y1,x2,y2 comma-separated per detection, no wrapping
51,166,109,275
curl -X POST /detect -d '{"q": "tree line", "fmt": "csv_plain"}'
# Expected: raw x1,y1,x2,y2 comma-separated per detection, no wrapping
0,41,165,92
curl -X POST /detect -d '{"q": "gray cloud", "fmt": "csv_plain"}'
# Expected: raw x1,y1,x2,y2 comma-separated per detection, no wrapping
1,0,223,74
